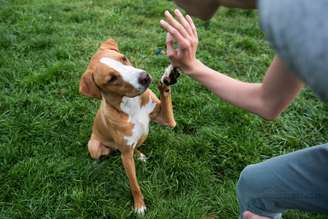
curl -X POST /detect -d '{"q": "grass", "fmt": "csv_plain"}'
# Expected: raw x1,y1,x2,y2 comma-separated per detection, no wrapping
0,0,327,218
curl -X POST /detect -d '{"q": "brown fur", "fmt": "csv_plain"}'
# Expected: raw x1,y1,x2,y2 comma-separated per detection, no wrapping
80,38,177,213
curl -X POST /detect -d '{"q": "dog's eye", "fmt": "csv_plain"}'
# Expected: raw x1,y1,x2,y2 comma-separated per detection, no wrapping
107,75,117,83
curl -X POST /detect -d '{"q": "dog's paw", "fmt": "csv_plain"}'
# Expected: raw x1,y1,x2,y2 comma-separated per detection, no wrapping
137,152,147,163
135,205,147,215
160,64,180,86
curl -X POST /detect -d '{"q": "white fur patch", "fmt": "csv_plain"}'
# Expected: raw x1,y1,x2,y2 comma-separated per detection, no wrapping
161,64,173,84
135,206,147,215
120,96,156,148
138,153,147,162
100,57,144,91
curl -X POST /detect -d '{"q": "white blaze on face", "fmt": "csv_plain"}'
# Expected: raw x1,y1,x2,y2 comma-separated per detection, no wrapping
100,57,145,91
120,96,156,148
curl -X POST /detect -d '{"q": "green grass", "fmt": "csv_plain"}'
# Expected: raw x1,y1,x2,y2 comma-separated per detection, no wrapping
1,0,328,218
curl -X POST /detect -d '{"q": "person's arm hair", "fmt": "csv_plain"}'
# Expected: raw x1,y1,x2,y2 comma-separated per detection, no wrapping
188,56,304,120
218,0,256,9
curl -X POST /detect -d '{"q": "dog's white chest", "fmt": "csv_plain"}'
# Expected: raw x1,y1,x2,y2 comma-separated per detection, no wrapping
120,96,156,147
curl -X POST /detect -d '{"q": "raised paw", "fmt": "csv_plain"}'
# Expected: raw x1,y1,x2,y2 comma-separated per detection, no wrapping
160,64,180,86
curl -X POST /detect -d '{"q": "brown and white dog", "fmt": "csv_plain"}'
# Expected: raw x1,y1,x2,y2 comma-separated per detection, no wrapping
79,38,179,215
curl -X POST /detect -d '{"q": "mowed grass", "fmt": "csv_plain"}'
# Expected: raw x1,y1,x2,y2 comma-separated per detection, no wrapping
1,0,328,218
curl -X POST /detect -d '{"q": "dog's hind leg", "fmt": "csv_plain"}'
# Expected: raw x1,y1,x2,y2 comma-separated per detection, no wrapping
88,137,111,160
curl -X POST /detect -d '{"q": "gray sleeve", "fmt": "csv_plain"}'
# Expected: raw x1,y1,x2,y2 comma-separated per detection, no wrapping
258,0,328,101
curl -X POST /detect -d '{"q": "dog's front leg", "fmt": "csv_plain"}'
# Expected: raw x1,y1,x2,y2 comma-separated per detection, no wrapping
154,83,176,127
151,65,179,127
121,150,146,215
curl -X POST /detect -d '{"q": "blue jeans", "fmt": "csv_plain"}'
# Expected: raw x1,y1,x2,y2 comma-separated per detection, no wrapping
237,143,328,219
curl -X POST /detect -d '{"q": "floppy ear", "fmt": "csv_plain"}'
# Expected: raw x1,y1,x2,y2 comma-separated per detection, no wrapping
100,38,119,52
79,70,102,99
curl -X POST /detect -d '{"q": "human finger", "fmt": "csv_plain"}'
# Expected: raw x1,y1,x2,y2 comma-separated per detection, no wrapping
186,14,198,38
166,33,176,59
164,10,189,38
174,9,193,36
160,19,189,48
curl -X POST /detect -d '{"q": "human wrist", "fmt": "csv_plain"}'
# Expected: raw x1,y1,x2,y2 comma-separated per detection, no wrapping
183,59,204,77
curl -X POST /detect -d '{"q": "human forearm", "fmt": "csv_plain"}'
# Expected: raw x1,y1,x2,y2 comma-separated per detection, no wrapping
188,57,303,120
188,60,272,119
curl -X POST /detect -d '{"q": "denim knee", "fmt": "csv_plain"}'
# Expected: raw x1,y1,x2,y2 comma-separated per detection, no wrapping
236,164,282,219
237,165,260,206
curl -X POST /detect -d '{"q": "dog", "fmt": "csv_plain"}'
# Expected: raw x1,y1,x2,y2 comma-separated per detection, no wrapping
79,38,179,215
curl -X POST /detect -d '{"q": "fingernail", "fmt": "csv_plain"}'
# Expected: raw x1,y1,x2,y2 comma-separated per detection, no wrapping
160,19,164,24
175,9,180,14
164,10,170,16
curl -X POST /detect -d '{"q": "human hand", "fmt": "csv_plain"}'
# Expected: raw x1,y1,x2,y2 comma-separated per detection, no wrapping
160,9,199,75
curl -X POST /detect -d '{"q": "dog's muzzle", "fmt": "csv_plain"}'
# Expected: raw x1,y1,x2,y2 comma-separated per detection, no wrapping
138,72,152,88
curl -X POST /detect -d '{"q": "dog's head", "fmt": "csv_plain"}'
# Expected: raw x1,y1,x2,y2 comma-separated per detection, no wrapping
80,38,152,99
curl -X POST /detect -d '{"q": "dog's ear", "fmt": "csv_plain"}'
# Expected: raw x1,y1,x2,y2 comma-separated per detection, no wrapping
79,70,102,99
100,38,119,52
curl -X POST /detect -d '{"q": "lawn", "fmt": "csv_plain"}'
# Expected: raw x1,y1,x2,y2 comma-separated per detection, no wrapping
0,0,327,218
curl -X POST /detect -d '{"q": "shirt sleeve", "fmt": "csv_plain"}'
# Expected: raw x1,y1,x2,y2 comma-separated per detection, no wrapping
258,0,328,101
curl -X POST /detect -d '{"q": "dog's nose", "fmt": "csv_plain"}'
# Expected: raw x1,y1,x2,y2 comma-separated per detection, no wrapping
138,72,151,86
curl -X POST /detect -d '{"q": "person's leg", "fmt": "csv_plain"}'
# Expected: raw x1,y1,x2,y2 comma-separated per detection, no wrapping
237,143,328,219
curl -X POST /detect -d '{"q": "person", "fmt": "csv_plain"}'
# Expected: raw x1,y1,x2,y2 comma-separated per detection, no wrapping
159,1,328,219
